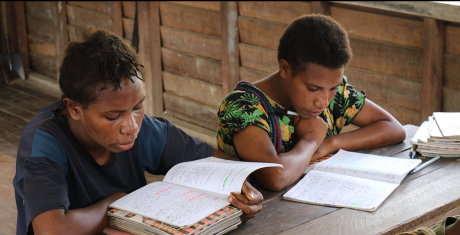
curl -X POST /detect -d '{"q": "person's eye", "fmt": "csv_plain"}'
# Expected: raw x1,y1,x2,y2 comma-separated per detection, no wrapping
331,86,339,91
134,104,144,111
106,115,120,121
308,87,319,92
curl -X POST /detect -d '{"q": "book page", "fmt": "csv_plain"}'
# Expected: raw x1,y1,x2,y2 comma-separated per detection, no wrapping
313,150,421,183
109,181,231,228
430,116,444,139
411,121,429,144
163,157,283,195
283,170,399,211
433,112,460,137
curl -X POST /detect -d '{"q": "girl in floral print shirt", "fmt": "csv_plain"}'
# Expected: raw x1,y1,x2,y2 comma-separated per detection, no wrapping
216,14,406,191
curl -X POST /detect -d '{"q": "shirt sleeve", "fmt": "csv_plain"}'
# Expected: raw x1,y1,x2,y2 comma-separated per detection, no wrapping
139,116,214,175
21,129,69,229
216,91,271,158
325,75,366,134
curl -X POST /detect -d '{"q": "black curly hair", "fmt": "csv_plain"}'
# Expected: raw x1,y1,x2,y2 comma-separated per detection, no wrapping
59,26,145,108
277,14,352,75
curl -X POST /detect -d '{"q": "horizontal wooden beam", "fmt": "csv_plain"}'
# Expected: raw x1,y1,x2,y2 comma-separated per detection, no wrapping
331,1,460,23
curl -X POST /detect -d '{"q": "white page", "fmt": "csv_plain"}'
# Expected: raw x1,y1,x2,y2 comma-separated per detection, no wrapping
411,121,429,144
163,157,283,195
433,112,460,137
283,170,398,211
313,150,421,183
430,116,444,138
109,181,230,228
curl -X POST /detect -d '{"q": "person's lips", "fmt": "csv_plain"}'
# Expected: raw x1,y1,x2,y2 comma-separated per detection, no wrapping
308,110,323,117
116,141,135,151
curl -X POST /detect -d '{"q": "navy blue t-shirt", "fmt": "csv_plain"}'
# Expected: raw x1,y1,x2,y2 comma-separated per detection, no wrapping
13,101,214,235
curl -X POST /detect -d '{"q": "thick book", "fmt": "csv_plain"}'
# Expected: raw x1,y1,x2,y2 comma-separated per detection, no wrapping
283,150,421,212
412,118,460,157
107,157,282,235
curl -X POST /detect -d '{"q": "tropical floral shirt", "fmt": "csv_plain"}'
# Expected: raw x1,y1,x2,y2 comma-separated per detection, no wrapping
216,75,366,159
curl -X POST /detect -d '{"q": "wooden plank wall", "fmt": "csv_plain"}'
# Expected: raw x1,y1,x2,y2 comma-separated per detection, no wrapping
329,3,425,125
24,1,62,79
157,1,224,130
238,1,312,83
11,1,460,132
121,1,135,45
443,23,460,113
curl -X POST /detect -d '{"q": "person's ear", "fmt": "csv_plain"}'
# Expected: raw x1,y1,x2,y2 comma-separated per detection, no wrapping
278,59,292,80
63,98,83,121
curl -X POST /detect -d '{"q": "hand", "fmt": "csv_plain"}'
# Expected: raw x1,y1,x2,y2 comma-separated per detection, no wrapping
311,136,337,161
228,181,263,222
293,116,328,147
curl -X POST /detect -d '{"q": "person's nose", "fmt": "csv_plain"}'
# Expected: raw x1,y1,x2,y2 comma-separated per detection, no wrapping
120,113,138,136
314,91,330,110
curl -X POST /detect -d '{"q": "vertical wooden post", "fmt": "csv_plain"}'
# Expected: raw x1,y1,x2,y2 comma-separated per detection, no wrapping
421,18,445,121
14,1,29,70
221,1,239,96
4,1,18,52
108,1,123,38
138,1,164,116
311,1,331,15
52,1,68,80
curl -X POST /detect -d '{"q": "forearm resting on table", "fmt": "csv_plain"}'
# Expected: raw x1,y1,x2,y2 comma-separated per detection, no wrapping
238,134,319,191
31,192,126,235
327,119,406,154
260,139,320,191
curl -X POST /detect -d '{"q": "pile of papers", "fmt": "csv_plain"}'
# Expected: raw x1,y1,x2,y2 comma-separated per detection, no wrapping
411,112,460,157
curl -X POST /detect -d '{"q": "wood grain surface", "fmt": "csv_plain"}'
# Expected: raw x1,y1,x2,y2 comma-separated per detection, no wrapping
348,36,423,82
239,43,278,73
445,24,460,56
345,67,422,111
238,1,311,24
161,26,221,60
421,18,444,120
161,47,222,85
163,92,218,131
162,71,223,108
167,1,220,12
160,2,220,37
331,5,424,48
238,16,286,51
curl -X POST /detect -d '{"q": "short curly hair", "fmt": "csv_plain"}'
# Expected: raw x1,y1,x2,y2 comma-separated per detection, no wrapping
59,26,145,108
277,14,352,75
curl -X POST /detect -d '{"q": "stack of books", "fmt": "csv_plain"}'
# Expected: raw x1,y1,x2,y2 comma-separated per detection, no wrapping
411,112,460,157
104,157,282,235
107,206,242,235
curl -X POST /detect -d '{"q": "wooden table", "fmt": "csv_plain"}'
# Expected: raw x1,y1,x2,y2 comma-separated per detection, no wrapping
229,125,460,235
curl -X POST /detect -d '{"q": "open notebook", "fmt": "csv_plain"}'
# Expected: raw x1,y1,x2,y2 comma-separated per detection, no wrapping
284,150,421,212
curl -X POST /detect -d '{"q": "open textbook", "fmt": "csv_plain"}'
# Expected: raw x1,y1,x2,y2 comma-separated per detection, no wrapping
107,157,282,234
284,150,421,212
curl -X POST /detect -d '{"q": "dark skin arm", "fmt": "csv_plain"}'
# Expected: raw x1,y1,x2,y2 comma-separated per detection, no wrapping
233,116,328,192
31,192,126,235
313,98,406,160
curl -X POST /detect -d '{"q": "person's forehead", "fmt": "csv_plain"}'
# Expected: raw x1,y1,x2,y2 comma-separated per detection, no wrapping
89,78,145,110
298,63,343,86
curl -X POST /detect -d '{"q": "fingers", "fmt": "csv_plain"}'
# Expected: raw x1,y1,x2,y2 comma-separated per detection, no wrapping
241,181,264,204
228,195,262,216
240,214,257,223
